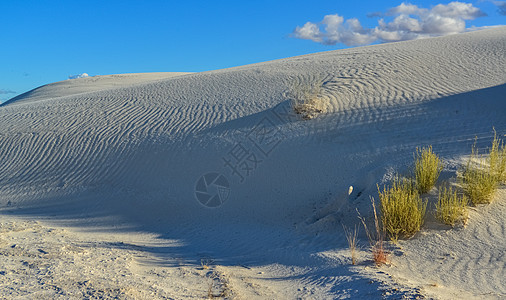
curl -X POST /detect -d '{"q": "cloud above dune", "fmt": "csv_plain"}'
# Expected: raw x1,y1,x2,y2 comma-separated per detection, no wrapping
68,73,90,79
292,2,487,46
0,89,16,94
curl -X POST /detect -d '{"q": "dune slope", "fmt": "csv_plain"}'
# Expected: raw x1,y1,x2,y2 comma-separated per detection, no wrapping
1,27,505,299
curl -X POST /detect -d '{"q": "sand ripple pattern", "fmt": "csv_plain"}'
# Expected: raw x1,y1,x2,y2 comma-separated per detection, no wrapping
0,26,505,300
0,28,504,200
387,190,506,299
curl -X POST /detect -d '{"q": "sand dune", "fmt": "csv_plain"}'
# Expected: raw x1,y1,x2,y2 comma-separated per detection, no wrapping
3,72,191,107
0,27,505,299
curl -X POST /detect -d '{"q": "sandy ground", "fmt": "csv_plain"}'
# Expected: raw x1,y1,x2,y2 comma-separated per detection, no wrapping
0,213,426,299
0,215,213,299
1,190,504,299
1,27,505,299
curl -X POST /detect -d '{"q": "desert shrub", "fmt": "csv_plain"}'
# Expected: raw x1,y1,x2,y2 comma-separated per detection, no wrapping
414,146,443,194
378,177,427,242
462,141,499,205
287,79,325,120
435,186,468,227
463,165,497,205
489,129,506,183
357,197,388,266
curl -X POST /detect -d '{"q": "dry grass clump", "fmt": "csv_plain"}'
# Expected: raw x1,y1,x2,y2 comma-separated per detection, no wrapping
378,177,427,242
462,139,501,205
200,258,214,270
489,130,506,183
288,79,325,120
414,146,443,194
372,240,388,266
462,163,497,205
358,198,389,266
435,185,468,227
342,225,358,265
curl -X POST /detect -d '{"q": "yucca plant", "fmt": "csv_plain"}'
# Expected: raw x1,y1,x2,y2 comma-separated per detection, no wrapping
378,177,427,242
435,185,468,227
414,146,443,194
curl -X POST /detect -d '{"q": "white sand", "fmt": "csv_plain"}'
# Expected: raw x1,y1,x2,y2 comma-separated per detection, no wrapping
3,72,191,106
0,27,505,299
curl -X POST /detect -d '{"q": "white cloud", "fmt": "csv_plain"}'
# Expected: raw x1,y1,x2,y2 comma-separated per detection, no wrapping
387,2,426,16
495,1,506,15
421,14,466,34
432,2,486,19
383,15,423,32
68,73,90,79
293,22,323,43
292,2,487,46
0,89,16,94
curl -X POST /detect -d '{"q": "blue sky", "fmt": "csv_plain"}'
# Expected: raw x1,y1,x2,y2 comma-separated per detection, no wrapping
1,0,505,102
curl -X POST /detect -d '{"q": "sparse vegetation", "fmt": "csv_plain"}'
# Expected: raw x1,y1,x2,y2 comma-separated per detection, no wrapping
372,238,388,266
287,79,325,120
201,258,214,270
358,198,388,266
378,177,427,242
462,138,500,205
348,130,505,266
343,225,358,265
435,185,468,227
489,129,506,184
414,146,443,193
